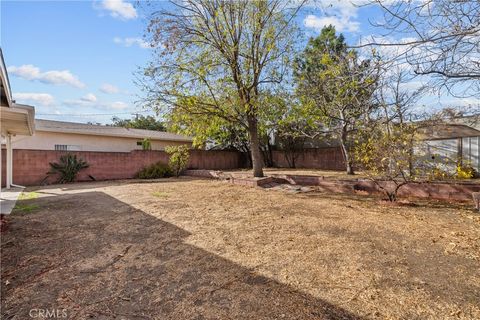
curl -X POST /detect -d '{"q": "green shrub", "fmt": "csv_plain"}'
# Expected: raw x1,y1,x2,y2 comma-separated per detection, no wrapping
141,138,152,150
135,162,172,179
165,145,190,177
47,154,89,183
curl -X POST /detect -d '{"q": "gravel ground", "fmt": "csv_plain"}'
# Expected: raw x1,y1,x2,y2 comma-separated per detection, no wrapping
1,178,479,319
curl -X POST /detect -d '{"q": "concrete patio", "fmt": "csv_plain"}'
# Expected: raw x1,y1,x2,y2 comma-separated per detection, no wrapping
0,187,24,214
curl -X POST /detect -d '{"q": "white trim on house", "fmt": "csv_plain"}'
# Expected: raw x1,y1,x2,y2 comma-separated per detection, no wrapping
0,48,36,189
35,119,193,143
1,104,35,136
0,48,13,107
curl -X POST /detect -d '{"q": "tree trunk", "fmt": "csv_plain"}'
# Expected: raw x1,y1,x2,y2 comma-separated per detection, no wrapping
265,139,273,167
243,150,252,168
248,116,264,177
260,140,273,167
340,126,354,175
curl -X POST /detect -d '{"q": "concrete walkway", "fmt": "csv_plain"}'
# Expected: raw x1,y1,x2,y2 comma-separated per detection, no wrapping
0,187,24,214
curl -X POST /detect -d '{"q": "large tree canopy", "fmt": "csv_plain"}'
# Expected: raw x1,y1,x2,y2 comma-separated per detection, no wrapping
111,115,166,131
140,0,305,177
295,25,379,174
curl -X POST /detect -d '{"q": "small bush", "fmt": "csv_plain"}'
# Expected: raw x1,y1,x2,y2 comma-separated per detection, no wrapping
456,164,477,179
165,145,190,177
141,138,152,150
136,162,172,179
427,167,450,181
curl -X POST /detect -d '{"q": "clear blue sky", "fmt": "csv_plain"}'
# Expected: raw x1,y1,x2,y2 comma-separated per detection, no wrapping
1,1,472,124
2,0,152,123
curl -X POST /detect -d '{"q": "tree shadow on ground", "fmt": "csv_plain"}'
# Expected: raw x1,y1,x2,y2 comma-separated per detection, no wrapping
1,190,363,320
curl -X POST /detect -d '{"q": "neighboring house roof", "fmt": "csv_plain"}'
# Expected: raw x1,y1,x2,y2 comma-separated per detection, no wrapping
35,119,193,142
419,123,480,140
448,114,480,131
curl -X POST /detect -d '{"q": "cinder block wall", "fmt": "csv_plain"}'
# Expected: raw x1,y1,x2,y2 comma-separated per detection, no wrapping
1,149,245,187
1,148,348,187
272,148,345,170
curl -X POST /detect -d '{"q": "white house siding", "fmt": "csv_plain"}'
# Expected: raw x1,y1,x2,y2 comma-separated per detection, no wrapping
462,136,480,171
425,139,458,161
12,131,191,152
423,137,480,172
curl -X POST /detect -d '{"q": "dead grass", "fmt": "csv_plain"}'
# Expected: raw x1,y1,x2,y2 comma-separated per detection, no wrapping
226,167,368,179
1,178,479,319
265,168,369,179
231,168,480,184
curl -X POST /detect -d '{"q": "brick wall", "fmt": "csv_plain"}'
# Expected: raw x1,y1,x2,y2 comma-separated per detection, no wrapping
1,149,245,187
272,148,345,170
270,175,480,202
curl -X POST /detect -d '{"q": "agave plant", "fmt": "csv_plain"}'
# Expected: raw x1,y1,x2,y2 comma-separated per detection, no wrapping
48,154,89,183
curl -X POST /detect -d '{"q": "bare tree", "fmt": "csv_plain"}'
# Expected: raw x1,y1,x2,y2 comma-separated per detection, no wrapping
370,66,427,176
375,67,426,125
358,0,480,98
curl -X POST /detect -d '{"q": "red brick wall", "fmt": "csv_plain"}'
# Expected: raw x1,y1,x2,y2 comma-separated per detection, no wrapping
272,148,345,170
271,175,480,202
184,170,480,202
1,149,244,187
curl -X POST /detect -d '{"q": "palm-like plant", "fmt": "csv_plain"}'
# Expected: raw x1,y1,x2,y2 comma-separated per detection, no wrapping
48,154,89,183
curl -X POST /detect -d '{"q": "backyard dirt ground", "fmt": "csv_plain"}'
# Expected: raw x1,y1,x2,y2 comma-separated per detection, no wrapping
228,168,480,184
229,168,370,180
1,178,479,319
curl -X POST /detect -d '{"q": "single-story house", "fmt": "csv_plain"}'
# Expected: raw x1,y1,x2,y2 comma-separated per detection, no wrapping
12,119,193,152
0,48,35,189
420,119,480,172
1,47,191,191
270,115,480,172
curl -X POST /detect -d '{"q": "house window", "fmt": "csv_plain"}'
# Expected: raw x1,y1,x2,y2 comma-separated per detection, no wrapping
136,141,143,146
55,144,81,151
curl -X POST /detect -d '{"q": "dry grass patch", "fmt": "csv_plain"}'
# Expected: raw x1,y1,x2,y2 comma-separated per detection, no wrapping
1,178,479,319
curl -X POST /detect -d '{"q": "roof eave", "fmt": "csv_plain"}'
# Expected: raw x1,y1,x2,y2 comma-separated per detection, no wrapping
0,104,35,136
0,48,13,107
